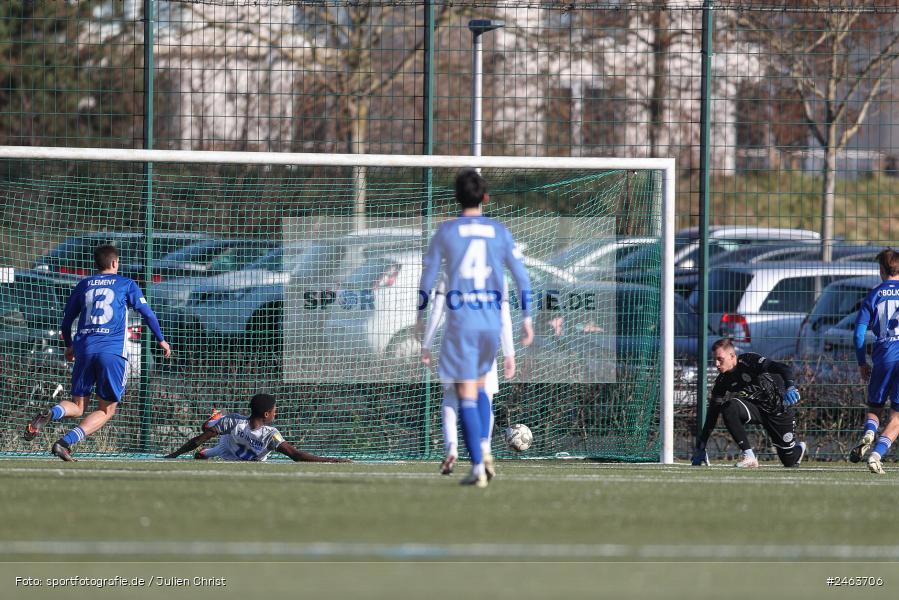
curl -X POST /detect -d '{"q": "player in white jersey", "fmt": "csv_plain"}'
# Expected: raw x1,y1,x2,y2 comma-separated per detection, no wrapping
164,393,349,463
422,276,515,477
416,169,533,488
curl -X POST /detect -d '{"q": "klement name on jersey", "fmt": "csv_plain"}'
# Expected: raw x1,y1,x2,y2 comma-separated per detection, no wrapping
88,279,117,286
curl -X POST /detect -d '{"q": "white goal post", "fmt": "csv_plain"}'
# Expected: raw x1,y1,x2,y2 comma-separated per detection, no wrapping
0,146,676,464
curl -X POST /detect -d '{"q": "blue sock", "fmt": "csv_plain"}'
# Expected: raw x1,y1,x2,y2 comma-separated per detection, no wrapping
873,436,892,457
61,426,86,448
477,388,492,446
459,399,483,466
50,405,66,422
864,418,879,436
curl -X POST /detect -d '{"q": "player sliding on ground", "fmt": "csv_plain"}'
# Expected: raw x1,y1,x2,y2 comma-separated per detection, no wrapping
164,393,350,463
421,276,516,477
416,168,533,488
24,244,171,461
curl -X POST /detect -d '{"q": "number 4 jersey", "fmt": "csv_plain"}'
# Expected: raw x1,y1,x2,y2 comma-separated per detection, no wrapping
60,273,165,357
856,279,899,366
418,215,531,332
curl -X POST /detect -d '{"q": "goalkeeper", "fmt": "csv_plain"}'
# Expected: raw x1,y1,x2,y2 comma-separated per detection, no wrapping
692,338,806,468
164,393,349,463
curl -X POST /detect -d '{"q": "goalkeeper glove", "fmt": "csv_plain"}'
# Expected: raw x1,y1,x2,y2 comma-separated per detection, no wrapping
691,441,710,466
783,386,800,406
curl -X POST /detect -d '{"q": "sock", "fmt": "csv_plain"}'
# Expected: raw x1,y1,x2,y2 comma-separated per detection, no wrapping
872,436,892,457
864,418,879,436
477,388,492,447
441,394,459,456
459,399,483,466
50,405,66,422
742,448,756,459
61,426,86,448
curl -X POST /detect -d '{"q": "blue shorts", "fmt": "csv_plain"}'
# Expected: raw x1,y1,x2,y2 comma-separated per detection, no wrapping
71,353,128,403
867,361,899,410
438,328,500,383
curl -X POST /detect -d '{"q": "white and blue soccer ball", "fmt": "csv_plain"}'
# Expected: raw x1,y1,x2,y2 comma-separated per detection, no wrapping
504,424,533,452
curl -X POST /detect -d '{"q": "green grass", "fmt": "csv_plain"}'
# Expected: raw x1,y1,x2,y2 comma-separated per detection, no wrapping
3,458,899,599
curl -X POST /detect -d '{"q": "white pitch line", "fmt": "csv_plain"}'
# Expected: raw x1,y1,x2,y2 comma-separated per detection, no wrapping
0,466,892,486
1,540,897,560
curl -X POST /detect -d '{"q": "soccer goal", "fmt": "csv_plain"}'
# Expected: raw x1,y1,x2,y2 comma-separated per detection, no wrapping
0,146,674,463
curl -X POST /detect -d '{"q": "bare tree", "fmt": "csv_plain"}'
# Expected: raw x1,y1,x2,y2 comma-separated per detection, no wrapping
150,2,457,230
736,1,899,260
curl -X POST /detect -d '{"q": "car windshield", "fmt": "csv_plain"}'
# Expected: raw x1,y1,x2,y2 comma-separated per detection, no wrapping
158,241,232,264
341,258,397,290
808,284,870,326
115,236,200,262
548,239,617,266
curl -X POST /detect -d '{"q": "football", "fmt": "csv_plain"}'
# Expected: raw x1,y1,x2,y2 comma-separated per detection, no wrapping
504,424,533,452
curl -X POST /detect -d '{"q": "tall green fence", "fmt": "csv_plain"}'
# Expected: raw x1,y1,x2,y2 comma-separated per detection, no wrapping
2,0,899,461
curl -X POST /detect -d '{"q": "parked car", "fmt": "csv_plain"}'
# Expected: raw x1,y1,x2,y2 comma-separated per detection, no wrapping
152,239,278,281
822,311,875,361
322,250,579,366
690,261,879,358
31,231,206,285
795,275,880,359
672,226,821,270
175,230,424,347
547,237,656,280
672,242,881,298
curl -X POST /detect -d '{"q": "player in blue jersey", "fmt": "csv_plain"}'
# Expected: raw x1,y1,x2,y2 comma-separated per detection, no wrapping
23,244,171,461
849,249,899,474
421,275,515,477
416,169,533,488
163,393,350,463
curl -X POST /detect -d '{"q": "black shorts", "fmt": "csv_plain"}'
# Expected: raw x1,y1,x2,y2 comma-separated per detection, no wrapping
731,398,798,450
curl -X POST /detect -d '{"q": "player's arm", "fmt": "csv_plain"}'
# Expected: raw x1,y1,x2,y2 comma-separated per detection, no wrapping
60,281,84,361
127,281,171,358
692,379,726,465
276,441,351,463
855,295,875,380
500,277,516,378
416,230,443,341
502,230,533,346
164,429,217,458
421,277,447,366
744,353,800,405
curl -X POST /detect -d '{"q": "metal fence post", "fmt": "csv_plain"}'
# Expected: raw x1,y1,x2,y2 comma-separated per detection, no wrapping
696,0,714,449
139,0,155,454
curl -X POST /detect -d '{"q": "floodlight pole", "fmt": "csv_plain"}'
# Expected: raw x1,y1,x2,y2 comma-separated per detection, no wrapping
469,19,504,166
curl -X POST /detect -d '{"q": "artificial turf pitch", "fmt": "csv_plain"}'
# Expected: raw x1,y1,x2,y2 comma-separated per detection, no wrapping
2,458,898,599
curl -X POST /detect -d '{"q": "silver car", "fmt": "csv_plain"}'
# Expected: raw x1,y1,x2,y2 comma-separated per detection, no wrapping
692,261,879,358
795,275,880,359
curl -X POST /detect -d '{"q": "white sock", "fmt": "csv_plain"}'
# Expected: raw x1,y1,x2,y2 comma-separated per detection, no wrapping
743,448,756,459
442,390,459,456
481,439,491,457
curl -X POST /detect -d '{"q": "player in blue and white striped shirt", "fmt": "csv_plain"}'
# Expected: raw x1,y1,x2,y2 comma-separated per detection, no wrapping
23,244,171,461
850,249,899,473
416,169,533,487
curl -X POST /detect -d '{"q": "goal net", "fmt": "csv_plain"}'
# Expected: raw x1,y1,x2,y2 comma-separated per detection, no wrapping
0,147,674,462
